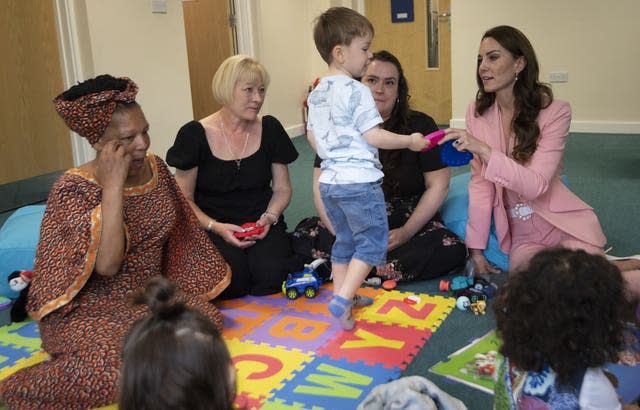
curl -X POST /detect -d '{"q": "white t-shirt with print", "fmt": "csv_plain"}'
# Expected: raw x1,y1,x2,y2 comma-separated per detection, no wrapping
307,74,383,185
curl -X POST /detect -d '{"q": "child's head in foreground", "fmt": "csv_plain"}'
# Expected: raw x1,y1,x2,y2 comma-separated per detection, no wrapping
313,7,374,72
494,248,632,384
119,276,235,410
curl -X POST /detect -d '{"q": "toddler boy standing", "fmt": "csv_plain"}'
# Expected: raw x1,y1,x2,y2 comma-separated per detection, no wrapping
307,7,428,330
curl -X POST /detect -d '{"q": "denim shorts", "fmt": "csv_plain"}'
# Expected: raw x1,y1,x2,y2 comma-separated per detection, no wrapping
319,180,388,266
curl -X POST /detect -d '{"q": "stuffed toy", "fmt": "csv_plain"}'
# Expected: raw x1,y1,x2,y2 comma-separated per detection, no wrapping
8,270,32,322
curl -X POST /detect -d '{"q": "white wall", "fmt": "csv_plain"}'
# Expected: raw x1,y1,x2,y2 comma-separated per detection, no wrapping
450,0,640,133
83,0,193,159
252,0,327,137
251,0,363,137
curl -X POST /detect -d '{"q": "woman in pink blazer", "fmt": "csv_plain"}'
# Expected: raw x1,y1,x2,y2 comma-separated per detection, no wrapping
440,26,640,293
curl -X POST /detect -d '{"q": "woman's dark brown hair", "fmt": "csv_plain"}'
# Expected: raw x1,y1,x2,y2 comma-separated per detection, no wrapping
370,50,412,197
475,25,553,163
372,50,412,135
119,276,235,410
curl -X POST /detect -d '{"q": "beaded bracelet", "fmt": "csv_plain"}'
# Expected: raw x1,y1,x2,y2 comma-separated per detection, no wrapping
261,211,279,225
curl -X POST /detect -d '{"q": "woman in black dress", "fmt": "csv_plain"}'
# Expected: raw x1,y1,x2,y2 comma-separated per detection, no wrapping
167,55,298,298
311,50,467,281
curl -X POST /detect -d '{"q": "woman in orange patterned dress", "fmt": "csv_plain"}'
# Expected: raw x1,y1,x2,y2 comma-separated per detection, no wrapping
0,75,231,409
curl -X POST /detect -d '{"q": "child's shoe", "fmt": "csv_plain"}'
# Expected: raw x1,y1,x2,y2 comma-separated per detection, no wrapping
328,295,355,330
352,294,373,308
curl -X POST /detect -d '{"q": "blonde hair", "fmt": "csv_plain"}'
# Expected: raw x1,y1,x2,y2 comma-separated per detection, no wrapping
211,55,270,105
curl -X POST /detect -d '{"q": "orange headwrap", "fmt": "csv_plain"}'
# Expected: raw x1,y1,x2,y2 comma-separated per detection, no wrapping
53,77,138,145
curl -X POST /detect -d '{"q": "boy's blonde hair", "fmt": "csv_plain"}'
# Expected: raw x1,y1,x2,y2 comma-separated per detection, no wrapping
211,55,270,105
313,7,374,64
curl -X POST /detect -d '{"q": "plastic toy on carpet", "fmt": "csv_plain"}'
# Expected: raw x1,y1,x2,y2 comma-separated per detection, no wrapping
282,259,325,300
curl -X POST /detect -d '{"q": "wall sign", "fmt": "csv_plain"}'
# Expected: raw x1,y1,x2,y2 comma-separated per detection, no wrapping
391,0,414,23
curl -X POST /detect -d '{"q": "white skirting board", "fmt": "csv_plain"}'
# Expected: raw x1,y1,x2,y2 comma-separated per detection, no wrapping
286,124,306,138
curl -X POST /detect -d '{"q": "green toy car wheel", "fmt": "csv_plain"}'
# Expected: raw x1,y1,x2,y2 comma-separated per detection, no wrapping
304,286,317,298
286,288,299,300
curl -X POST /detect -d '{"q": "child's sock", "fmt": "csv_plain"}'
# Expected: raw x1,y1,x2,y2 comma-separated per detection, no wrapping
328,294,355,330
352,294,373,308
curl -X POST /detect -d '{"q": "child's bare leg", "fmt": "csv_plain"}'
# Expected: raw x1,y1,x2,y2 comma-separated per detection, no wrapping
342,259,374,307
329,259,372,330
331,263,373,308
331,263,347,295
336,259,372,300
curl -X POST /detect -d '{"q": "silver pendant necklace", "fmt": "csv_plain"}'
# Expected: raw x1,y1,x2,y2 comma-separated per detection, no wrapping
219,117,250,171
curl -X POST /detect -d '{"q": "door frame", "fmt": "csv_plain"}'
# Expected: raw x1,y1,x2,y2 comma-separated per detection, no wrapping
234,0,254,55
54,0,94,166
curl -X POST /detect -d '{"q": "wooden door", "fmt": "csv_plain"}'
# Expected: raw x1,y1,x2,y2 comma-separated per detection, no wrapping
0,0,72,184
365,0,452,125
183,0,235,120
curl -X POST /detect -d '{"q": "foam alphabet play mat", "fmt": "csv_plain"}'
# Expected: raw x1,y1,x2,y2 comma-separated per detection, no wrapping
0,284,456,409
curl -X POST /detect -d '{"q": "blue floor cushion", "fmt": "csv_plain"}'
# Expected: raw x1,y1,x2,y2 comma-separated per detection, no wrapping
440,172,509,271
0,205,46,298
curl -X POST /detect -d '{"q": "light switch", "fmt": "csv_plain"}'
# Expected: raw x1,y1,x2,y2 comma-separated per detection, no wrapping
549,72,568,83
151,0,167,14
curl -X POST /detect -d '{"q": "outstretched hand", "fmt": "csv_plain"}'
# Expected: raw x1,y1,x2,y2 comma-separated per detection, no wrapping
440,128,492,162
408,132,429,152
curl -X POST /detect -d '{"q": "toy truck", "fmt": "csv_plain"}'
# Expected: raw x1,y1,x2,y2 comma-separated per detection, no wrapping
282,259,325,300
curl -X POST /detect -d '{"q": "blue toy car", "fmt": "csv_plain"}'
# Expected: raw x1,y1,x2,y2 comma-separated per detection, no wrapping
282,259,325,300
